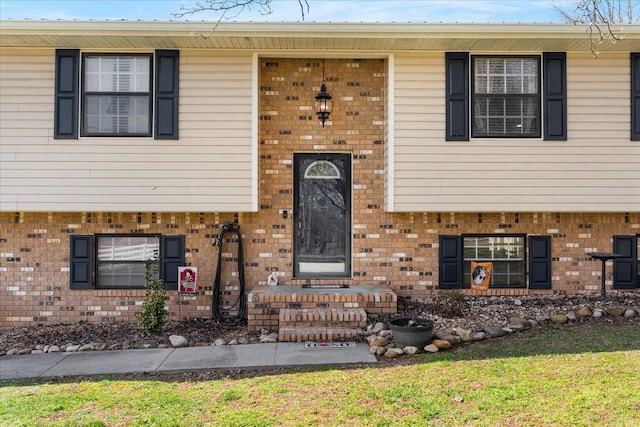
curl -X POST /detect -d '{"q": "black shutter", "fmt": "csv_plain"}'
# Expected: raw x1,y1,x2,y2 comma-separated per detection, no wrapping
439,235,462,289
529,236,552,289
445,52,469,141
543,52,567,140
631,53,640,141
162,235,185,290
155,50,179,140
613,236,638,289
54,49,79,139
70,235,93,289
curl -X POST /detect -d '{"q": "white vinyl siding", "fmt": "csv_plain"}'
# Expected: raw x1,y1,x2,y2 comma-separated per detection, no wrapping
391,52,640,212
0,49,255,212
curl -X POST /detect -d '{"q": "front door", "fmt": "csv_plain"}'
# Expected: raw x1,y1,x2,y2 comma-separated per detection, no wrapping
293,153,351,278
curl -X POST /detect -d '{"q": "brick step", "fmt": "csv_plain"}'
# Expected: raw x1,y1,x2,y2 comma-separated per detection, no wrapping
278,308,367,329
278,327,365,342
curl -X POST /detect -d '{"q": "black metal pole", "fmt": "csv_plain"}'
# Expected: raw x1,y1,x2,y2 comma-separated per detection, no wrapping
600,258,607,298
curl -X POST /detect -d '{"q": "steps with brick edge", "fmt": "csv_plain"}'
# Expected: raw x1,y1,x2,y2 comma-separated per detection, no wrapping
277,307,367,342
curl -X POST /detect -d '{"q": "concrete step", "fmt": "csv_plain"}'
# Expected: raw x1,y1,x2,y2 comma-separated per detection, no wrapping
278,327,365,342
278,307,367,329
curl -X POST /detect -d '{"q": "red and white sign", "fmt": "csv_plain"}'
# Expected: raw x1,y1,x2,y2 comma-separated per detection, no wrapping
178,267,197,294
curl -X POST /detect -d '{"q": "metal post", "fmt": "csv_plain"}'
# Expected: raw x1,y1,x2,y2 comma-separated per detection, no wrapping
600,258,607,298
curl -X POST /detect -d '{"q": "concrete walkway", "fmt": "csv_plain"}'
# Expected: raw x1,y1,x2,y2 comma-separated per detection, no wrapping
0,342,377,381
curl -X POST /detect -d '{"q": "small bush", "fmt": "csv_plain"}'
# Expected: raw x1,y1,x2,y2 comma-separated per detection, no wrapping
136,254,168,333
433,291,469,317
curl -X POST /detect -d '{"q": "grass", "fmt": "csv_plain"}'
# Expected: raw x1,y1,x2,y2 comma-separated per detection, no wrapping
1,320,639,426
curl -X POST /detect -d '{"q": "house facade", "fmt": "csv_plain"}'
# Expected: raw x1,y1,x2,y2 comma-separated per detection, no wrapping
1,20,639,330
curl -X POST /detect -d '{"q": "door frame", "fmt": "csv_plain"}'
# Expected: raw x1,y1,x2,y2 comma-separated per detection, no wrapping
293,152,352,279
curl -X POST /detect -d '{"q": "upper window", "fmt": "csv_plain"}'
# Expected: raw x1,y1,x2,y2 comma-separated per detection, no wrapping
472,56,541,138
81,54,153,137
463,235,526,288
96,234,160,289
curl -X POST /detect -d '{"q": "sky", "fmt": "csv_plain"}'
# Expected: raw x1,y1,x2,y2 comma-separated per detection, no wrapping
0,0,578,23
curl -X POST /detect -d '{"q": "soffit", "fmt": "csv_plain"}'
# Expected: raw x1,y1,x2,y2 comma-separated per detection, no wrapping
1,21,638,52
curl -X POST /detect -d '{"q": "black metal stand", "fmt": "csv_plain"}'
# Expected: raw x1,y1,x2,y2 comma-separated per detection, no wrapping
587,253,622,298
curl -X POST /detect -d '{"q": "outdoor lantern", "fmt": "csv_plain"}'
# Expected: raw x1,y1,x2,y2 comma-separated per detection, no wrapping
314,59,333,127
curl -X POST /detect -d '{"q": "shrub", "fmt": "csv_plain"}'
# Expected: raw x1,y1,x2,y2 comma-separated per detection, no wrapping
136,254,168,333
433,291,469,317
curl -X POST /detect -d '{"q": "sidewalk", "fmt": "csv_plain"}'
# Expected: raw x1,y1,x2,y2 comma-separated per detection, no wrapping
0,342,377,381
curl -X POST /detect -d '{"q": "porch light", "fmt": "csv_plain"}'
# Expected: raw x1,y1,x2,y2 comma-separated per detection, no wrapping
314,59,333,127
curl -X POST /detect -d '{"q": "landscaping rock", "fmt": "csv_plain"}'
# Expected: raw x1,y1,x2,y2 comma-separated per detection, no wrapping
577,307,592,317
384,348,404,358
484,326,508,338
433,339,453,350
435,332,457,344
134,341,158,349
368,322,385,333
169,335,189,348
424,344,439,353
606,306,625,317
455,327,471,342
403,346,419,355
260,332,278,343
369,336,390,348
470,331,487,342
3,293,639,361
550,314,568,324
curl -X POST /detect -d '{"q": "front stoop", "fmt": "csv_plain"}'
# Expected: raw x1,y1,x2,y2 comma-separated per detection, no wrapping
278,308,367,342
246,284,398,340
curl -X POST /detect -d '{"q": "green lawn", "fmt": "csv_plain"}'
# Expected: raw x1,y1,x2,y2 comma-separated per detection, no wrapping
1,320,639,427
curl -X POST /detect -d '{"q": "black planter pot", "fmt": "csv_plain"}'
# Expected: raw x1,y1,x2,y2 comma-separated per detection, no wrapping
388,317,434,348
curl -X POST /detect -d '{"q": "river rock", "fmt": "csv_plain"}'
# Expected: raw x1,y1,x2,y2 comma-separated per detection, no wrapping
214,338,228,346
66,344,80,352
577,307,592,317
169,335,189,348
484,326,508,338
470,331,487,341
260,333,278,343
369,322,385,334
435,332,457,344
384,348,404,358
369,336,390,348
455,327,471,342
433,339,453,350
47,345,60,353
78,343,95,351
135,341,158,349
536,314,550,323
403,346,419,355
424,344,439,353
605,306,625,316
592,308,604,318
506,321,524,331
624,309,636,318
566,311,577,321
550,314,568,324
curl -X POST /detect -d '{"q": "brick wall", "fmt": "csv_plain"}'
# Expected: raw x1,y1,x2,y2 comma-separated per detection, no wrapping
1,58,638,327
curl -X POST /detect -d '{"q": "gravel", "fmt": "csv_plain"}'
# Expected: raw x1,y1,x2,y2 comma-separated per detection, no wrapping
2,292,639,356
